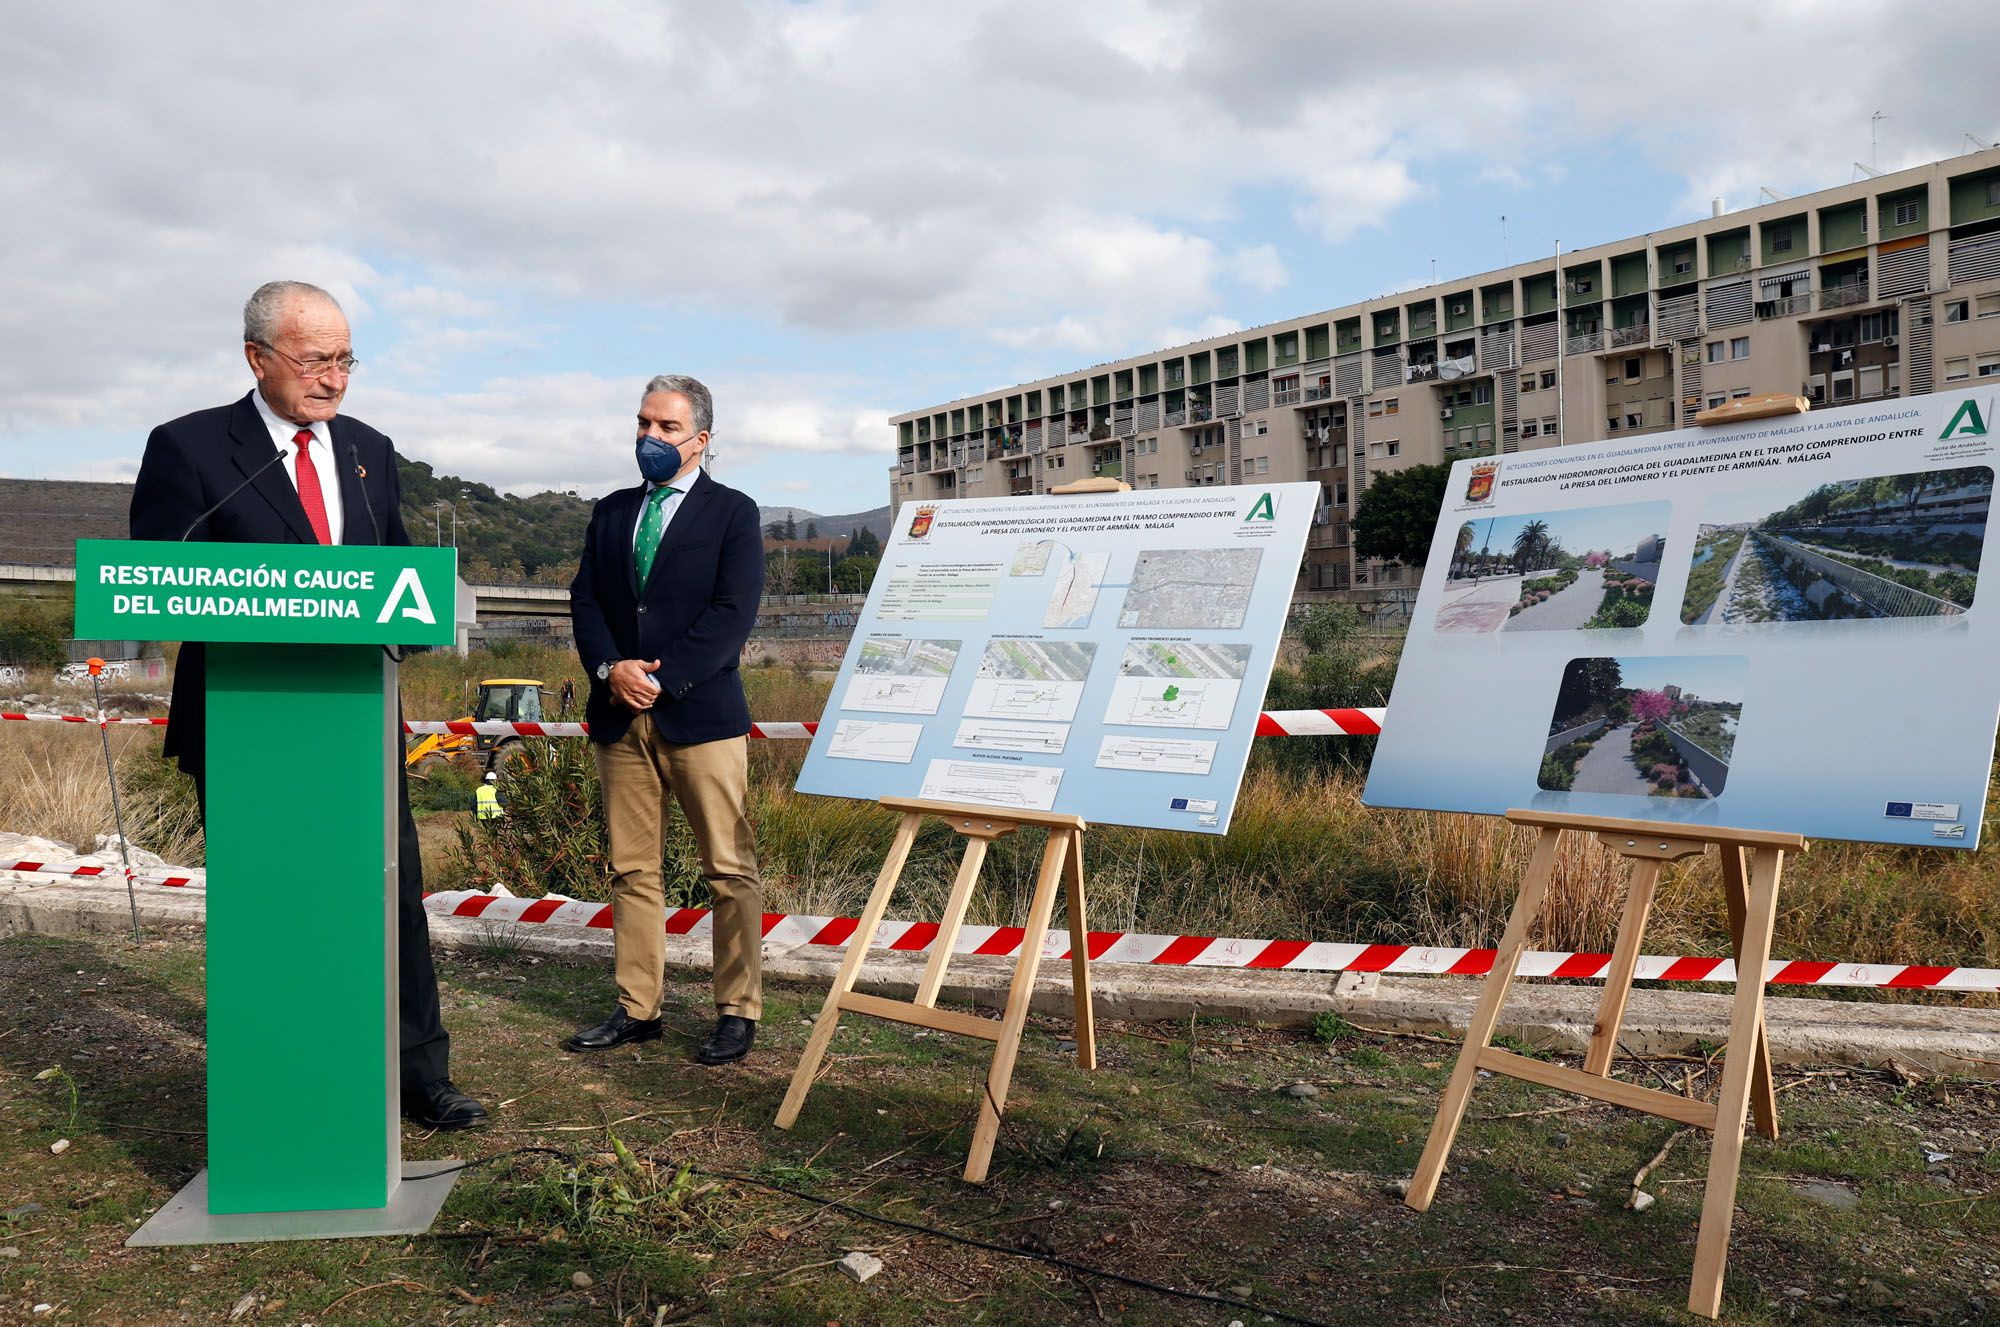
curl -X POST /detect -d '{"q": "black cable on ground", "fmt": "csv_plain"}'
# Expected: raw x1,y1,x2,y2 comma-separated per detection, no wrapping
678,1158,1337,1327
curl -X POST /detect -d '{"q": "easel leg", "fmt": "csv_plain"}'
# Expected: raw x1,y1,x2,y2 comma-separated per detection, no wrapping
964,829,1071,1184
1721,845,1779,1140
1583,858,1662,1076
1062,829,1096,1071
1406,825,1563,1211
775,812,921,1130
913,835,989,1009
1689,846,1784,1319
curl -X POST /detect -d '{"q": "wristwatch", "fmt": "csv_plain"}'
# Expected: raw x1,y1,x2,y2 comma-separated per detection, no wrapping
595,659,623,681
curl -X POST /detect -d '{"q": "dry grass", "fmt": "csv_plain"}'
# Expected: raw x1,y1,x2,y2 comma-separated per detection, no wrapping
10,652,2000,982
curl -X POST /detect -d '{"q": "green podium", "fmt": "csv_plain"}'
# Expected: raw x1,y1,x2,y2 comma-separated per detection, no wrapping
75,539,461,1244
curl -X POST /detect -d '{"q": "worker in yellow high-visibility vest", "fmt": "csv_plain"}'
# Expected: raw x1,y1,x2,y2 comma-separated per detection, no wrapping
475,772,504,821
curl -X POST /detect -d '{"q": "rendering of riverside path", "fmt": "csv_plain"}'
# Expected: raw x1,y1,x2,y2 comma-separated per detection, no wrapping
1539,654,1749,800
1432,501,1669,634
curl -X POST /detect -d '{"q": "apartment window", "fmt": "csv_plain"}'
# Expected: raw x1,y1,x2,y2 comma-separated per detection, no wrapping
965,466,983,483
1606,418,1620,432
1946,299,1969,323
1519,374,1536,392
1625,412,1643,429
1245,419,1269,436
1989,179,2000,207
1255,456,1271,474
1540,370,1557,389
1894,199,1920,227
1521,421,1539,438
1147,475,1159,489
1979,294,2000,319
1732,388,1751,400
1859,365,1884,396
1475,423,1493,443
1571,274,1593,294
1770,225,1793,253
1708,395,1727,410
1731,336,1750,360
1048,454,1064,469
1859,311,1897,343
1832,372,1855,401
1945,357,1971,381
1368,440,1400,459
1541,416,1557,434
1472,383,1493,405
1624,356,1642,382
1979,354,2000,379
1706,340,1725,364
1672,257,1694,276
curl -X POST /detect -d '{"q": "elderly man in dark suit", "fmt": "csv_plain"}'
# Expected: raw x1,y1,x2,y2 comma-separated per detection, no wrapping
566,374,767,1064
129,280,486,1131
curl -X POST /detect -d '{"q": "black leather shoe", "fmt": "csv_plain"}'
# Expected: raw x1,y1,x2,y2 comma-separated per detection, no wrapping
695,1015,756,1065
403,1079,488,1131
564,1007,663,1052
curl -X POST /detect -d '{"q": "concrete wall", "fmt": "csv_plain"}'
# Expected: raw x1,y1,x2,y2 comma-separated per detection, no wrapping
1545,716,1609,755
1664,725,1731,796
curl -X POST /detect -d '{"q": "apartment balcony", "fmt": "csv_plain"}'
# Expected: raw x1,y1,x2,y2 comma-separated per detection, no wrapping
1188,405,1214,423
1163,409,1188,427
1819,282,1870,310
1304,384,1333,402
1608,323,1652,347
1010,477,1035,496
1272,387,1301,407
1756,293,1813,319
898,459,915,475
1092,460,1122,479
1404,360,1440,383
1089,424,1111,441
1565,330,1605,355
1068,426,1091,444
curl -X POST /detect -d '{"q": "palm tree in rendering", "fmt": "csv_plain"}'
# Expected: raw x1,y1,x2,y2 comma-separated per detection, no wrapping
1512,519,1550,574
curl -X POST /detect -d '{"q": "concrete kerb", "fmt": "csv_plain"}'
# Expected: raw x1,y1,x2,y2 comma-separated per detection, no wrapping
10,875,2000,1079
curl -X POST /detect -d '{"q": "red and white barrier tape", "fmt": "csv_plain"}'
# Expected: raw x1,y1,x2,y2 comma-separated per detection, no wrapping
422,889,2000,992
0,857,203,889
399,707,1386,739
0,711,166,726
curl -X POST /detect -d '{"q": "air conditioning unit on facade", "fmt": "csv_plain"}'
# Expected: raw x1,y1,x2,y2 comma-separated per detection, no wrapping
1440,408,1454,419
1883,335,1898,348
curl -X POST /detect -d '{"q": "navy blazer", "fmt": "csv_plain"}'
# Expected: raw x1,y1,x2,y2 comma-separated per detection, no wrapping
129,391,413,780
569,468,764,746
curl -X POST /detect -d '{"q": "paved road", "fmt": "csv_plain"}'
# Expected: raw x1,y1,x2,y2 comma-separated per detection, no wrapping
1503,568,1606,632
1569,722,1656,795
1434,574,1523,633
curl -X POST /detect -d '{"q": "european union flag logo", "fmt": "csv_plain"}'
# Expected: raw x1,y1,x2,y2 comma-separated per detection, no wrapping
1885,802,1914,818
1170,798,1189,810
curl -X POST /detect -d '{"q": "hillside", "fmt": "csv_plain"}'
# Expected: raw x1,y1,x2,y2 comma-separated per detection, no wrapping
395,459,591,583
757,503,892,546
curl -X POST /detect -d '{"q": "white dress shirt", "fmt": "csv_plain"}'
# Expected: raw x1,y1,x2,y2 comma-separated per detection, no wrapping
630,474,695,547
251,389,345,545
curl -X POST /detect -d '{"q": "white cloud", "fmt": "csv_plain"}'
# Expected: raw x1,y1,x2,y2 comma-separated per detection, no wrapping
0,0,1994,494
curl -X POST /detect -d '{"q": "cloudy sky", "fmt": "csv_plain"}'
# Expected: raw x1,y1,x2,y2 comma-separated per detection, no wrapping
1,2,1992,514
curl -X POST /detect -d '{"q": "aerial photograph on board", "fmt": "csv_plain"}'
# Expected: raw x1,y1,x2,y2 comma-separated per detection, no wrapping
1116,548,1262,629
1538,655,1748,799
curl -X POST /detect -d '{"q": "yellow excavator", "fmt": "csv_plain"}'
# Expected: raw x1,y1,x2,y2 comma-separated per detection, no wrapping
405,678,550,773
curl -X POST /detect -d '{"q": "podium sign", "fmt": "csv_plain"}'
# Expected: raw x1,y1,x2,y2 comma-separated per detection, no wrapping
77,540,457,1241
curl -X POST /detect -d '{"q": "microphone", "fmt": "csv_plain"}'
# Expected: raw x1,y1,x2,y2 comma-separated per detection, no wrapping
180,446,290,541
347,440,384,546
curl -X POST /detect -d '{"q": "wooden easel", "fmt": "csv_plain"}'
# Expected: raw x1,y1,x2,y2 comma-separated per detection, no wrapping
775,797,1097,1183
1404,810,1806,1318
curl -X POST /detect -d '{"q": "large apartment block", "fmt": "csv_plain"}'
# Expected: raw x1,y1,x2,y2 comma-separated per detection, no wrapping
888,148,2000,596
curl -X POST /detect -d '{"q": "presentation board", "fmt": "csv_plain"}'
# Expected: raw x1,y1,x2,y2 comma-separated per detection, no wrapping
794,483,1317,833
1365,386,2000,849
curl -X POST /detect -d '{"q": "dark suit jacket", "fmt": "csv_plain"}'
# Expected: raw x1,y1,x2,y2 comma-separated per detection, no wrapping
129,391,414,780
569,469,763,746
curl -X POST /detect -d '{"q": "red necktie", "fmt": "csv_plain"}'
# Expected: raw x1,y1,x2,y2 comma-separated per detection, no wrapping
292,429,332,545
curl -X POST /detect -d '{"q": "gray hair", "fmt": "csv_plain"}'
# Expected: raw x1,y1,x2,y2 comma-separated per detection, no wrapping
243,280,342,345
642,374,714,437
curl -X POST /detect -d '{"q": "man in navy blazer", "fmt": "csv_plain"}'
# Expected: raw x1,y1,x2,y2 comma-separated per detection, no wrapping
566,374,767,1064
129,280,486,1131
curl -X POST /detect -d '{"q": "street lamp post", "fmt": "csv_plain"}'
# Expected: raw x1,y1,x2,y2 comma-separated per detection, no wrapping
431,500,458,548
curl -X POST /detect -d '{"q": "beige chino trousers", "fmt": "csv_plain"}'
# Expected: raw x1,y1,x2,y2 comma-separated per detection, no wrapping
595,721,763,1021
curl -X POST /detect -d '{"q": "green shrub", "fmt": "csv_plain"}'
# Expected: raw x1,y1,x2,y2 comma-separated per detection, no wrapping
1538,753,1575,792
411,761,479,813
0,597,71,670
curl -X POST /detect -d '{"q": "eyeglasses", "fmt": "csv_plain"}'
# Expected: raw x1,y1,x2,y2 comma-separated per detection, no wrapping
257,343,359,380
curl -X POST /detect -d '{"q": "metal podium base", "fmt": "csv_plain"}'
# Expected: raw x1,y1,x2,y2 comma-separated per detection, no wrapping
126,1161,461,1247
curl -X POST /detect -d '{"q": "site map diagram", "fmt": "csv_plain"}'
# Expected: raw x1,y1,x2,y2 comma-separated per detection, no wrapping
1117,549,1263,629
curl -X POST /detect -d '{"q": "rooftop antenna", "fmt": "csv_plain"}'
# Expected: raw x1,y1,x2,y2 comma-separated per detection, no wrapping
1430,257,1437,285
1853,161,1881,180
1871,110,1888,172
1500,214,1510,267
1968,132,1993,153
1758,186,1787,204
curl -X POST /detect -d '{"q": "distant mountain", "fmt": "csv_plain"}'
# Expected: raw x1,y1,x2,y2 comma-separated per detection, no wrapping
756,504,892,546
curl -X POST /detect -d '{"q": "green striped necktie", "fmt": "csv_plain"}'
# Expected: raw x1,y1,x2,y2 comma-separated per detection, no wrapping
635,484,678,586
